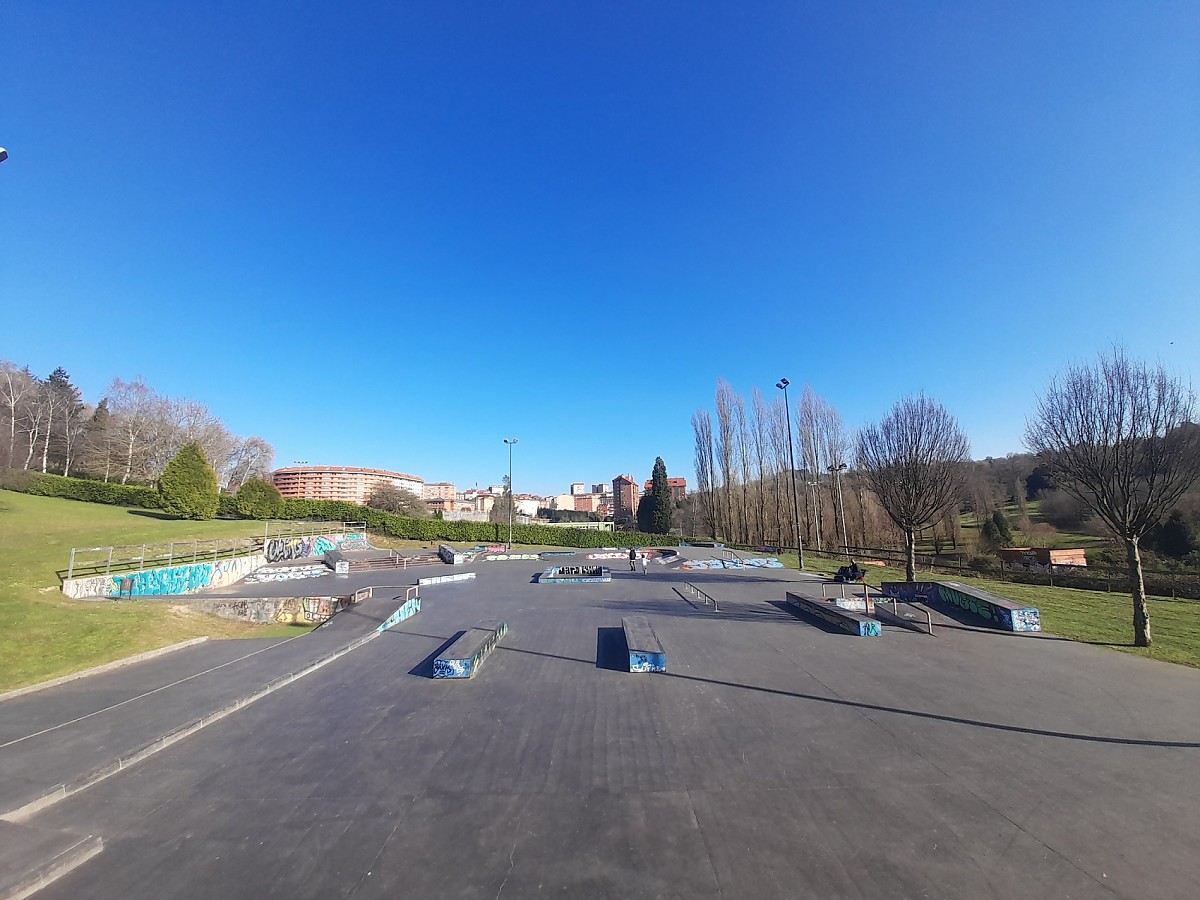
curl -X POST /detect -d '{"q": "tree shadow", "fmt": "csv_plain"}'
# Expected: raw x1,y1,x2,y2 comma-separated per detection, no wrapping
124,509,183,521
491,638,1200,749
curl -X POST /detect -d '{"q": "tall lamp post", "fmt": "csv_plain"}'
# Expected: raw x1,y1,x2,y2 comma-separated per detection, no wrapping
503,438,518,551
829,462,849,559
775,379,804,570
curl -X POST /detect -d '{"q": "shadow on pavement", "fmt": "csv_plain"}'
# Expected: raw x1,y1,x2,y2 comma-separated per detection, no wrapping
595,627,627,671
408,631,465,678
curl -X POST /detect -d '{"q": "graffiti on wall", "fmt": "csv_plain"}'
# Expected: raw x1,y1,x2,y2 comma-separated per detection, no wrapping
63,554,266,599
1010,608,1042,632
275,596,335,624
243,564,328,584
680,557,783,571
263,533,348,562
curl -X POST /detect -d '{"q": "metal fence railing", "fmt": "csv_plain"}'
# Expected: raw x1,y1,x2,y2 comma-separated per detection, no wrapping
63,520,367,582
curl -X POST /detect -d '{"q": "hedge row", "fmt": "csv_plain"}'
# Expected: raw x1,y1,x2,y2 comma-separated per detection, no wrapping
0,469,164,508
276,498,675,549
0,471,678,550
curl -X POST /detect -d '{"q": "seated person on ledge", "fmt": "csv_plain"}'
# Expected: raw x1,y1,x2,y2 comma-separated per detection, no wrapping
836,561,865,582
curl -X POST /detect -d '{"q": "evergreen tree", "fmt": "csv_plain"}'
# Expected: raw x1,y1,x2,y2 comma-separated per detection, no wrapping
636,490,654,533
1156,509,1198,559
158,442,219,519
235,478,285,519
991,509,1014,547
652,458,672,535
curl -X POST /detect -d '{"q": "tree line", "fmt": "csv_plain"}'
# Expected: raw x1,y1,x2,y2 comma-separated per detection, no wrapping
1,361,274,490
690,349,1200,647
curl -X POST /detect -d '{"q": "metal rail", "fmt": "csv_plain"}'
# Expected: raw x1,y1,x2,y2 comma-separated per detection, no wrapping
682,581,718,611
879,591,933,634
352,584,419,604
65,520,362,580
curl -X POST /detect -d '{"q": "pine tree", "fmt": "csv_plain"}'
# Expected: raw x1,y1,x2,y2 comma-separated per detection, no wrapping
158,442,219,519
650,457,674,535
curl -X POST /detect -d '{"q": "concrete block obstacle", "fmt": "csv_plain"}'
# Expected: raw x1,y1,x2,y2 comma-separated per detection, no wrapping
417,572,476,587
539,565,611,584
621,615,666,672
881,582,1041,632
785,591,882,637
438,544,466,565
432,620,508,679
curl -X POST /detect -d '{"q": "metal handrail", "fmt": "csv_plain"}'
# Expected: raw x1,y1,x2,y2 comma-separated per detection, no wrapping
879,592,933,634
353,584,419,604
683,581,718,611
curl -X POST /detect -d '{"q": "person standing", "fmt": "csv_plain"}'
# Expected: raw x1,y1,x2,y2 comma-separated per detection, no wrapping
640,552,649,575
629,547,638,571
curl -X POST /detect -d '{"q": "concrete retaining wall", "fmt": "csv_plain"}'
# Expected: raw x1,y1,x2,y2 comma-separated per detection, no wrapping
63,532,361,599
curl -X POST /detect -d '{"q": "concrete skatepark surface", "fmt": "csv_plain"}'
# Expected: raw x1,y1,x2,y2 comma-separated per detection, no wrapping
4,555,1200,898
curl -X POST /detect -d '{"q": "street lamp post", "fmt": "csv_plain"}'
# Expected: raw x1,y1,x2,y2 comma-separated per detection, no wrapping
775,379,804,570
829,462,849,559
503,438,518,551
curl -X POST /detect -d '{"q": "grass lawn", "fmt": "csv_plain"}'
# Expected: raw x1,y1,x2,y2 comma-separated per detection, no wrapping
0,490,315,692
777,549,1200,669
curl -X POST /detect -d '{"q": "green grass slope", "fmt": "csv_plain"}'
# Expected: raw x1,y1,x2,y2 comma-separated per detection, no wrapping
0,490,310,691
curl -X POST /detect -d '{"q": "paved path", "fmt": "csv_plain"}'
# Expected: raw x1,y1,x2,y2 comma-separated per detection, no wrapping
0,594,399,821
12,560,1200,898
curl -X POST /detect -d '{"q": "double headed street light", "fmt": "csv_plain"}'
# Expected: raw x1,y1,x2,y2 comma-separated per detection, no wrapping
775,379,804,570
503,438,518,551
829,461,849,559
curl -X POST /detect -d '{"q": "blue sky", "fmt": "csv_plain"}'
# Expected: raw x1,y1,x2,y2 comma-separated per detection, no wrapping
3,2,1197,496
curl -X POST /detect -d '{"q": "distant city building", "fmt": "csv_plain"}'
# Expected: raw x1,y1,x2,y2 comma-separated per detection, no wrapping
570,482,586,495
549,493,576,511
591,483,613,496
423,482,456,500
642,477,687,503
425,496,457,515
611,474,638,524
515,495,542,517
573,493,603,513
272,466,424,505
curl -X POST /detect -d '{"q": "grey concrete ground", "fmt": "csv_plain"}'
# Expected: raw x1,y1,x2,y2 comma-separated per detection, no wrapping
12,558,1200,898
0,594,399,821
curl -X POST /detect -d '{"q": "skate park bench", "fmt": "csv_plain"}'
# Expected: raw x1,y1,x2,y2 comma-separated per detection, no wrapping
785,591,882,637
432,620,508,678
881,581,1041,632
622,615,666,672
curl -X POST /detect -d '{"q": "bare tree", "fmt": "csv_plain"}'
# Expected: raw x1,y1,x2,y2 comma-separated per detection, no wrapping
226,436,275,491
857,394,970,581
1025,349,1200,646
691,409,718,539
750,389,771,545
1,362,38,469
714,379,739,541
107,377,157,483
